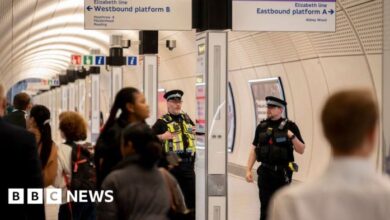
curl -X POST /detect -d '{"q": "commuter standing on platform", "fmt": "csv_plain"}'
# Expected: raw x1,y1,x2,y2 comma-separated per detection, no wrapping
27,105,58,187
246,96,305,220
55,111,95,220
152,89,196,219
97,123,171,220
95,87,150,188
0,84,46,220
4,92,32,128
268,89,390,220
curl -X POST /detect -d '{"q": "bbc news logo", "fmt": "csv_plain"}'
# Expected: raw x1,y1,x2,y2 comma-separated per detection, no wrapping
8,188,114,204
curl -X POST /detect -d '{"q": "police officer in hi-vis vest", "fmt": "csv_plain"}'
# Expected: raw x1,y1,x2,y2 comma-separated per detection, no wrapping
246,96,305,220
152,89,196,216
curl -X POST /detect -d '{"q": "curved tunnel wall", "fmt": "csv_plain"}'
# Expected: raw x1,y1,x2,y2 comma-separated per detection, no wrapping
152,0,384,182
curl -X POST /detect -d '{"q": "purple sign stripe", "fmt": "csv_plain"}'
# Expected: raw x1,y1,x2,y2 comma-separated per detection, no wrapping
233,0,335,2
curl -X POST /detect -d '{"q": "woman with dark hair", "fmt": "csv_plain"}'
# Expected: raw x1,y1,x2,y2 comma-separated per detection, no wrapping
98,122,186,220
27,105,58,187
95,87,150,187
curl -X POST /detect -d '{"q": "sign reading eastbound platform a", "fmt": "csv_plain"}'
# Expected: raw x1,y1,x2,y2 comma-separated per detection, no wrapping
84,0,192,30
233,0,336,32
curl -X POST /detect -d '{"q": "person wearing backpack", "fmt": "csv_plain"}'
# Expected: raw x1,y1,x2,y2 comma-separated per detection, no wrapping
54,111,96,220
95,87,150,188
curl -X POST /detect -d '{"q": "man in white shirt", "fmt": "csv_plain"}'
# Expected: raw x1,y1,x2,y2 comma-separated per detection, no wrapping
268,89,390,220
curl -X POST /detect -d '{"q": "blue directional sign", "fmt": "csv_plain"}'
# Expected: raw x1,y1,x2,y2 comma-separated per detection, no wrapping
95,56,106,65
127,56,138,66
48,79,60,87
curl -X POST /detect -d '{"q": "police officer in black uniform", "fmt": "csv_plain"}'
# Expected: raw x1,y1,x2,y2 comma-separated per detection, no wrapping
152,89,196,219
246,96,305,220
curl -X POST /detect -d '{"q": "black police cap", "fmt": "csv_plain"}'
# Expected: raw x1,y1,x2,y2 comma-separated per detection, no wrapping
164,90,184,101
265,96,287,108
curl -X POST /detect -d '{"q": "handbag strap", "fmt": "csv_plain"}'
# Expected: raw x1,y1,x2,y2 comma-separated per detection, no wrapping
62,172,73,219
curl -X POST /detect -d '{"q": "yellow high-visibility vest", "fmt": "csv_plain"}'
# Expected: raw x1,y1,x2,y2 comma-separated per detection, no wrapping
161,113,196,154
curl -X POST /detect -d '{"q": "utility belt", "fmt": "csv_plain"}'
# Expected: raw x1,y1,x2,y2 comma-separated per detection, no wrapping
166,150,195,166
261,162,293,183
261,163,288,172
180,156,195,163
261,162,298,172
171,150,195,157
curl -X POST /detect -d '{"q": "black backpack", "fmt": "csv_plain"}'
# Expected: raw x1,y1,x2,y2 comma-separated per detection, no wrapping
70,143,96,191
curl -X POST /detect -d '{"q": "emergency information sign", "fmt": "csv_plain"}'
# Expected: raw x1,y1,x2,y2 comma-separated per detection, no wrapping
84,0,192,30
233,0,336,32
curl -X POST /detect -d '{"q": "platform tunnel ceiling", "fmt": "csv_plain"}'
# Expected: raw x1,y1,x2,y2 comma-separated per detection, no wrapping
0,0,382,91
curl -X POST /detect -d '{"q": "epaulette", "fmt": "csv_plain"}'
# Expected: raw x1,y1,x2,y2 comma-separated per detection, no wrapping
259,119,268,128
181,113,192,123
279,119,292,130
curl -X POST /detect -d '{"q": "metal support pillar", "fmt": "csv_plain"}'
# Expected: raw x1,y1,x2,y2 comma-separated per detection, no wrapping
90,66,101,144
196,31,228,220
67,70,77,111
108,35,126,106
59,74,69,113
143,55,158,125
139,31,159,125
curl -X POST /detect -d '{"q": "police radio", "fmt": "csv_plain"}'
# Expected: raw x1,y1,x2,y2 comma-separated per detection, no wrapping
289,162,299,172
266,127,273,136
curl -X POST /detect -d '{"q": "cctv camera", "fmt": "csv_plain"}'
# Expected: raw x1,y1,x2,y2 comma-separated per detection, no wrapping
122,39,131,48
166,40,176,51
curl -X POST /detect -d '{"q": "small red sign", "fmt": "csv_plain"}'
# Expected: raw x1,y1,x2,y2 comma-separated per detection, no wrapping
71,55,82,65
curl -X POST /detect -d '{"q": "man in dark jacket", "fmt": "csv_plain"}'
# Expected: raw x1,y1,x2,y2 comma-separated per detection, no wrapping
0,84,45,220
4,92,31,128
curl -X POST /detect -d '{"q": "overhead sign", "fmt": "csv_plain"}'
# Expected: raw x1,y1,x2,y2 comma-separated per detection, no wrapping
95,55,106,65
127,56,138,66
27,82,50,91
83,55,94,65
84,0,192,30
71,55,82,65
48,79,60,86
233,0,336,32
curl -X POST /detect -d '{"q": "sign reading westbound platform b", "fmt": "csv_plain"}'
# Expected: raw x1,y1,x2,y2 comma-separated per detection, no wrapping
84,0,191,30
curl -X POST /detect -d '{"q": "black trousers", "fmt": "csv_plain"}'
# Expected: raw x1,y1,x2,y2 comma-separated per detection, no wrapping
58,202,96,220
170,161,196,220
257,165,292,220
